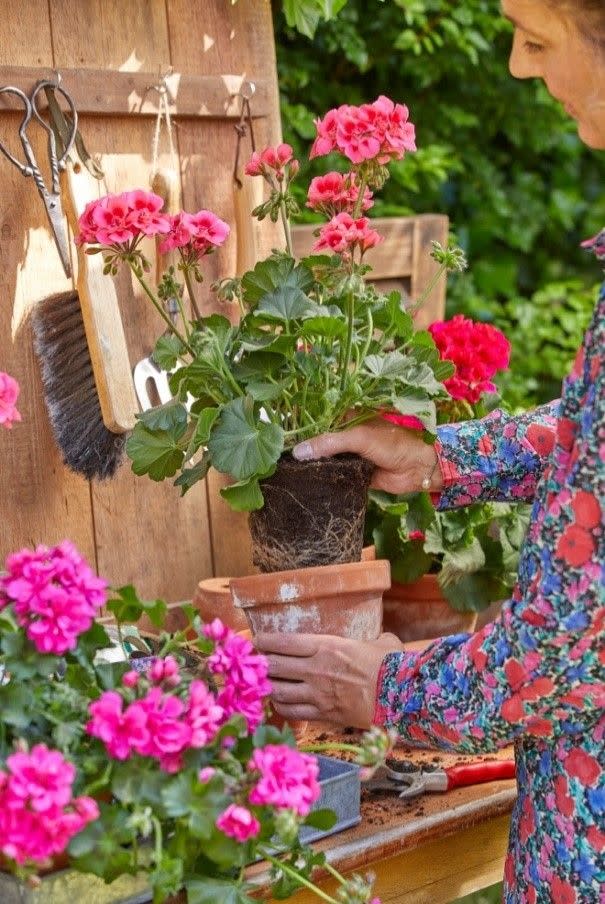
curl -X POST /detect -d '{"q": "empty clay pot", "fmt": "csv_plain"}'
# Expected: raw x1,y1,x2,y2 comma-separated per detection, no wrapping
193,577,249,632
382,574,477,642
230,559,390,640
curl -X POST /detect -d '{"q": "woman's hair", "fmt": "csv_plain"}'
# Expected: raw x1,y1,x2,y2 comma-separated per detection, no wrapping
546,0,605,47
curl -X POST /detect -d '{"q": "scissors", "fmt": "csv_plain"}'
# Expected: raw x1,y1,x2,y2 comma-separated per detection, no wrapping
0,78,78,277
366,757,516,801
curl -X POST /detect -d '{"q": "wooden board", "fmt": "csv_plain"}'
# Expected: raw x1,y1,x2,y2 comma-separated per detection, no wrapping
0,0,282,594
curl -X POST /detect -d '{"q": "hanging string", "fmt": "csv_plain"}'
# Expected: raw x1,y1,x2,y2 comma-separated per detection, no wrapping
150,69,178,180
233,81,257,188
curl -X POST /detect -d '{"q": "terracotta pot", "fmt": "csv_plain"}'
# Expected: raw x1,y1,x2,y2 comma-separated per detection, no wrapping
361,544,376,561
382,574,477,642
230,559,390,640
193,576,249,632
248,453,374,573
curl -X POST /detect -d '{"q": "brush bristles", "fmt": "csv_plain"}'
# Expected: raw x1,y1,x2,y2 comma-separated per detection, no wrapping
32,290,126,480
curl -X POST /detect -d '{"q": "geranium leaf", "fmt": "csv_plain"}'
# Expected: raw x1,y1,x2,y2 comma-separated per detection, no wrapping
126,422,186,481
153,333,184,370
187,878,255,904
303,808,338,830
220,477,264,512
256,285,320,322
135,399,188,433
301,315,347,338
391,396,437,432
208,397,284,481
175,454,211,495
193,408,220,446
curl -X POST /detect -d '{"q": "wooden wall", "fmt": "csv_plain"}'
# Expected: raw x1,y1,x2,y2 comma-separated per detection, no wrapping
0,0,281,598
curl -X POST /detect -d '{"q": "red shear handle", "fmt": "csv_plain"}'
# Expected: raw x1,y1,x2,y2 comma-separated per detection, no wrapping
445,760,516,790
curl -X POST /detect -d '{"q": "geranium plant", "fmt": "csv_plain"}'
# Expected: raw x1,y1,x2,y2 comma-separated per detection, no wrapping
77,97,465,514
366,315,531,612
0,538,389,903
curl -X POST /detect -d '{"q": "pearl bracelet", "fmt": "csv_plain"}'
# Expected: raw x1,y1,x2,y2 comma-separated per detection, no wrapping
420,454,439,491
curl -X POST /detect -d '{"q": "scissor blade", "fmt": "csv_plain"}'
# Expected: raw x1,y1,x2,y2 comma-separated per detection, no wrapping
41,191,71,278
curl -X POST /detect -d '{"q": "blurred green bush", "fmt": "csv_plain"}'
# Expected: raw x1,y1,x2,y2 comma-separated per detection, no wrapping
272,0,604,406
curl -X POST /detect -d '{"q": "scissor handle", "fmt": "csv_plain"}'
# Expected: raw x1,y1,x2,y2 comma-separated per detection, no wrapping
0,85,36,174
30,80,78,192
445,760,516,790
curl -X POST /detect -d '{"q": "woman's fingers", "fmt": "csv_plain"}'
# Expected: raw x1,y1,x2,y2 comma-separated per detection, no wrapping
270,679,313,705
272,702,323,722
264,653,313,681
292,427,372,462
254,633,319,658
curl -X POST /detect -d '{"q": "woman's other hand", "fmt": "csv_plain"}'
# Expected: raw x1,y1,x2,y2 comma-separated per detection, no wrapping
292,419,443,495
254,632,403,728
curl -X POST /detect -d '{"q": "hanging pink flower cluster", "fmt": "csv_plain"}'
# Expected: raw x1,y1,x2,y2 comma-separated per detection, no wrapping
428,315,511,404
310,96,416,165
245,143,299,181
76,190,171,245
306,172,374,217
215,744,321,843
87,620,272,772
205,618,272,733
0,745,98,865
0,371,21,430
313,212,382,258
87,667,224,773
248,744,320,817
159,209,230,257
0,541,107,655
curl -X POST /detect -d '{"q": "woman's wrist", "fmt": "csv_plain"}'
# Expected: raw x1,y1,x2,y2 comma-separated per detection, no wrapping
416,443,443,493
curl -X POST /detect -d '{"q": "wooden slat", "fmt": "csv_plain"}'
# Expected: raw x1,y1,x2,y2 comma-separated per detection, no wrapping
410,214,449,330
0,66,271,119
0,1,96,563
48,0,215,601
168,0,284,578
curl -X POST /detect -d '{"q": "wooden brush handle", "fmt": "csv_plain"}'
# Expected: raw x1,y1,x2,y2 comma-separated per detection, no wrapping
233,172,263,277
60,163,138,433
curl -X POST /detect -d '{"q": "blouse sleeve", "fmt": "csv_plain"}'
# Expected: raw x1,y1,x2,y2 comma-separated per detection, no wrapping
374,376,604,753
435,402,560,508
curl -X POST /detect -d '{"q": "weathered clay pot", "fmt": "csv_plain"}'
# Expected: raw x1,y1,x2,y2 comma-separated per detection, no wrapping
193,576,249,632
382,574,477,642
248,453,374,573
230,559,390,640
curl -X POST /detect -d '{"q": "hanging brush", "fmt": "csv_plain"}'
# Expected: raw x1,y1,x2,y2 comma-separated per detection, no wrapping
32,87,137,479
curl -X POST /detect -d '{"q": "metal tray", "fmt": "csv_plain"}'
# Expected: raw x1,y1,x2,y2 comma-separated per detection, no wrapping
300,754,361,844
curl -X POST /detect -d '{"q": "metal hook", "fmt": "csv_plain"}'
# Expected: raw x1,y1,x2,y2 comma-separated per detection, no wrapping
233,82,256,187
239,80,256,101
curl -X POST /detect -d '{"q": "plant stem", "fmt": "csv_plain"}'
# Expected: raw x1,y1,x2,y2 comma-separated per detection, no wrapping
407,261,447,315
260,851,339,904
339,290,355,392
183,266,203,321
299,742,361,755
352,174,368,219
280,199,294,257
152,815,163,867
134,271,194,355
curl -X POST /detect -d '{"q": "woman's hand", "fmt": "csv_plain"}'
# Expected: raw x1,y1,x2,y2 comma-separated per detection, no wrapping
254,632,403,728
292,419,443,495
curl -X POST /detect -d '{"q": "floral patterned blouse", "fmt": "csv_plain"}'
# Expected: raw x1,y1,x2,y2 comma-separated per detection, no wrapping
375,241,605,903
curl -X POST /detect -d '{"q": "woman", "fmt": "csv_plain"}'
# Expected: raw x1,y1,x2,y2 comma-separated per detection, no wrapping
256,2,605,901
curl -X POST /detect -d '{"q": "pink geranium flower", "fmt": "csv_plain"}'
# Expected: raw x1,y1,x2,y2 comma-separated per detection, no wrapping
248,745,320,817
216,804,260,842
185,680,224,747
313,212,382,257
0,371,21,429
245,143,298,179
310,97,415,165
0,746,98,866
90,193,137,244
307,172,373,216
124,190,171,237
87,691,150,760
381,412,424,431
0,541,107,655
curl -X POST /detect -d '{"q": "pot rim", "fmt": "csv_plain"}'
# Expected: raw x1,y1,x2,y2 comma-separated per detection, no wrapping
230,559,391,609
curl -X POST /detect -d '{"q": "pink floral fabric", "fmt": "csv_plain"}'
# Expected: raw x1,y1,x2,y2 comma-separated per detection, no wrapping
375,266,605,901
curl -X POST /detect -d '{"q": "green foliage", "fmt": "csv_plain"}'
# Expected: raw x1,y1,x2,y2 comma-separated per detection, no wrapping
273,0,604,410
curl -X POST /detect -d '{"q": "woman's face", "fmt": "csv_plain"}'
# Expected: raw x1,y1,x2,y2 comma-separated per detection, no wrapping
502,0,605,149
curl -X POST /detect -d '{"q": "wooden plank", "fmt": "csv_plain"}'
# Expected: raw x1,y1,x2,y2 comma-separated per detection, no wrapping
410,214,449,330
0,1,96,563
0,66,271,119
270,814,510,904
168,0,284,578
49,0,214,600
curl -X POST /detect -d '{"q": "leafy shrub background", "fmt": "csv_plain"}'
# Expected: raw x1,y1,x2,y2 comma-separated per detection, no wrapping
272,0,604,408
